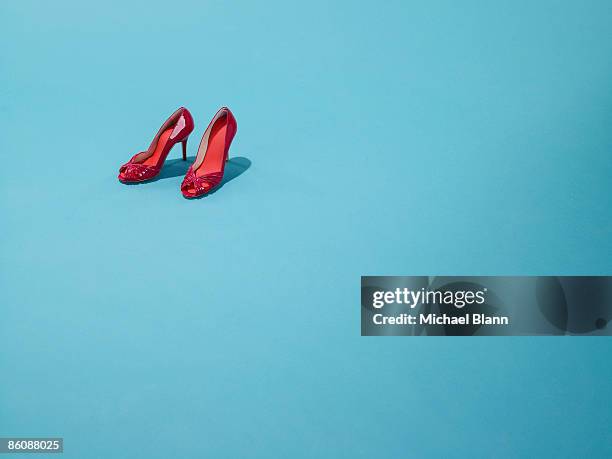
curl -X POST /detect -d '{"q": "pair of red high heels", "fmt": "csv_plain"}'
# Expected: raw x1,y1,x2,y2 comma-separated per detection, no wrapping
118,107,237,198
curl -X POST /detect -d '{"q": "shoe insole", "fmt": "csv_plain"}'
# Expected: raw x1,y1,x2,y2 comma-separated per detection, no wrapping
142,128,174,167
197,116,228,177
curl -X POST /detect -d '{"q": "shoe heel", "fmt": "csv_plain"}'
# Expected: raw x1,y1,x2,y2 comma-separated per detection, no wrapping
181,138,188,161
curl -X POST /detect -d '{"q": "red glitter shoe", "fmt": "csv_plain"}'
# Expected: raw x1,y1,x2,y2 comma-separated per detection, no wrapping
181,107,237,198
119,107,194,183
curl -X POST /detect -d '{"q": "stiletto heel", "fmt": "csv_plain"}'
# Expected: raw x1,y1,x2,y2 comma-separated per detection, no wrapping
118,107,194,183
181,107,237,198
182,138,188,161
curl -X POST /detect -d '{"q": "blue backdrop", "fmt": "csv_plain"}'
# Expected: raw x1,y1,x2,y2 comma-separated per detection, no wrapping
1,0,611,457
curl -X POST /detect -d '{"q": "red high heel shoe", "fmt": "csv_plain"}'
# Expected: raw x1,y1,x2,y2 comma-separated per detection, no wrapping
118,107,194,183
181,107,237,198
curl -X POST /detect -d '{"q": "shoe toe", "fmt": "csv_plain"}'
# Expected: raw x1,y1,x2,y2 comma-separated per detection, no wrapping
118,163,157,182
